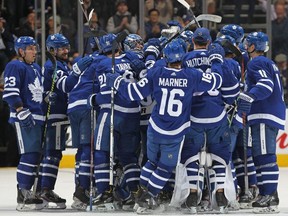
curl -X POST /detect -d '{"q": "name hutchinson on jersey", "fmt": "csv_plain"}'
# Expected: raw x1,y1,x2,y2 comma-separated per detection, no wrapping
185,57,210,68
159,77,188,87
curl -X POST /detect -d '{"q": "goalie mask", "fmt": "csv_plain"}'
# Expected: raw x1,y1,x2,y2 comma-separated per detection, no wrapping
123,34,144,52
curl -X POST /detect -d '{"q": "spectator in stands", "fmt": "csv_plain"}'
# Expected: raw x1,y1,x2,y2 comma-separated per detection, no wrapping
106,0,138,34
144,8,167,41
272,0,288,59
145,0,174,24
15,11,36,37
275,53,288,105
0,17,16,74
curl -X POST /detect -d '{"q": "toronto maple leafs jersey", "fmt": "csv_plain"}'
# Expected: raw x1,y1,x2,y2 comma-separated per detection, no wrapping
67,54,102,114
114,62,223,138
95,53,141,117
3,60,45,124
221,58,240,105
182,49,227,128
43,59,79,123
246,55,286,129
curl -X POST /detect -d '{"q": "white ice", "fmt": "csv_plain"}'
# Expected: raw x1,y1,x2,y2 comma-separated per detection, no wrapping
1,167,288,216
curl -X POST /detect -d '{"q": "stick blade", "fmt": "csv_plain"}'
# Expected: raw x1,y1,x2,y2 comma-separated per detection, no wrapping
196,14,222,23
177,0,190,10
115,30,129,43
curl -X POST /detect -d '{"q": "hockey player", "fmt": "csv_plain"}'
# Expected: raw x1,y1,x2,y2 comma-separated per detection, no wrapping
3,36,45,211
237,32,285,213
41,33,93,209
220,24,258,208
180,27,237,213
105,38,225,214
69,42,103,210
87,33,142,211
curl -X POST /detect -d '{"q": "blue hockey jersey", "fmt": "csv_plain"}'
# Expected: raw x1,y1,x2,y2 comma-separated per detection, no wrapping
182,49,227,128
112,62,223,138
246,56,286,129
95,53,141,117
3,60,45,124
67,54,102,114
43,59,78,123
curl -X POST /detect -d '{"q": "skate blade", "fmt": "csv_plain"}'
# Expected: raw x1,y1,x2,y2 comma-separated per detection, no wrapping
239,202,253,209
219,206,228,214
43,202,67,209
16,203,44,211
253,206,280,214
71,200,87,211
90,203,116,211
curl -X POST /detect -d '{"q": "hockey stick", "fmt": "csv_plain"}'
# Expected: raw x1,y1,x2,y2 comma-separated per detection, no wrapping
162,14,222,47
110,30,129,188
78,0,97,210
177,0,200,27
32,51,57,195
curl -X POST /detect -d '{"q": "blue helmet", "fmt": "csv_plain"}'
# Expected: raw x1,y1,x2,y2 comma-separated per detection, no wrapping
163,38,186,63
46,33,70,51
14,36,37,54
244,32,269,52
99,33,117,53
214,35,236,54
123,34,144,52
220,24,244,44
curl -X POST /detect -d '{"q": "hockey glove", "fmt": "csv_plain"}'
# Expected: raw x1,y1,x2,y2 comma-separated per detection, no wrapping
44,91,57,105
237,92,255,115
16,108,35,128
144,38,161,58
72,55,93,76
130,59,146,78
106,72,124,91
208,43,225,64
87,93,97,109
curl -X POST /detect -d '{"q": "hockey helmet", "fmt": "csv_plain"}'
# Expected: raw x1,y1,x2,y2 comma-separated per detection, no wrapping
163,38,186,63
98,33,117,53
244,32,269,52
14,36,38,54
46,33,70,51
214,35,236,54
220,24,244,44
123,34,144,52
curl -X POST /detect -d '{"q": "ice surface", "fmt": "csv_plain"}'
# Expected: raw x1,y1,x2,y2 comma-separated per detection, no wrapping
1,167,288,215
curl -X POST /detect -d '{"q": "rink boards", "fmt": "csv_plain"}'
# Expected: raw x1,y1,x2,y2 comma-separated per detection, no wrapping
59,110,288,168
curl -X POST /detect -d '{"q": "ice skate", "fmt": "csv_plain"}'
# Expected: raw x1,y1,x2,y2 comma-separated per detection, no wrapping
239,186,259,209
16,185,44,211
252,191,280,214
40,189,66,209
121,194,135,211
183,191,198,214
216,191,228,214
91,187,116,211
71,186,89,211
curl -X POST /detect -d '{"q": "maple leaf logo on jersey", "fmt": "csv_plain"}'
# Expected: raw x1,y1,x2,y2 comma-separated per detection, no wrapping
28,77,43,103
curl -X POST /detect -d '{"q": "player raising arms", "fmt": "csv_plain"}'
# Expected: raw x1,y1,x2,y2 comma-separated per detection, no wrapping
105,38,225,214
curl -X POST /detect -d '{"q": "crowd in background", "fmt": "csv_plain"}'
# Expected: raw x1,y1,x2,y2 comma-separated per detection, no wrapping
1,0,288,167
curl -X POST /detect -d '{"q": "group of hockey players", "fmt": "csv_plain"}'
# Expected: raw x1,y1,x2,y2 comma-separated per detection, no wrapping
2,17,286,215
